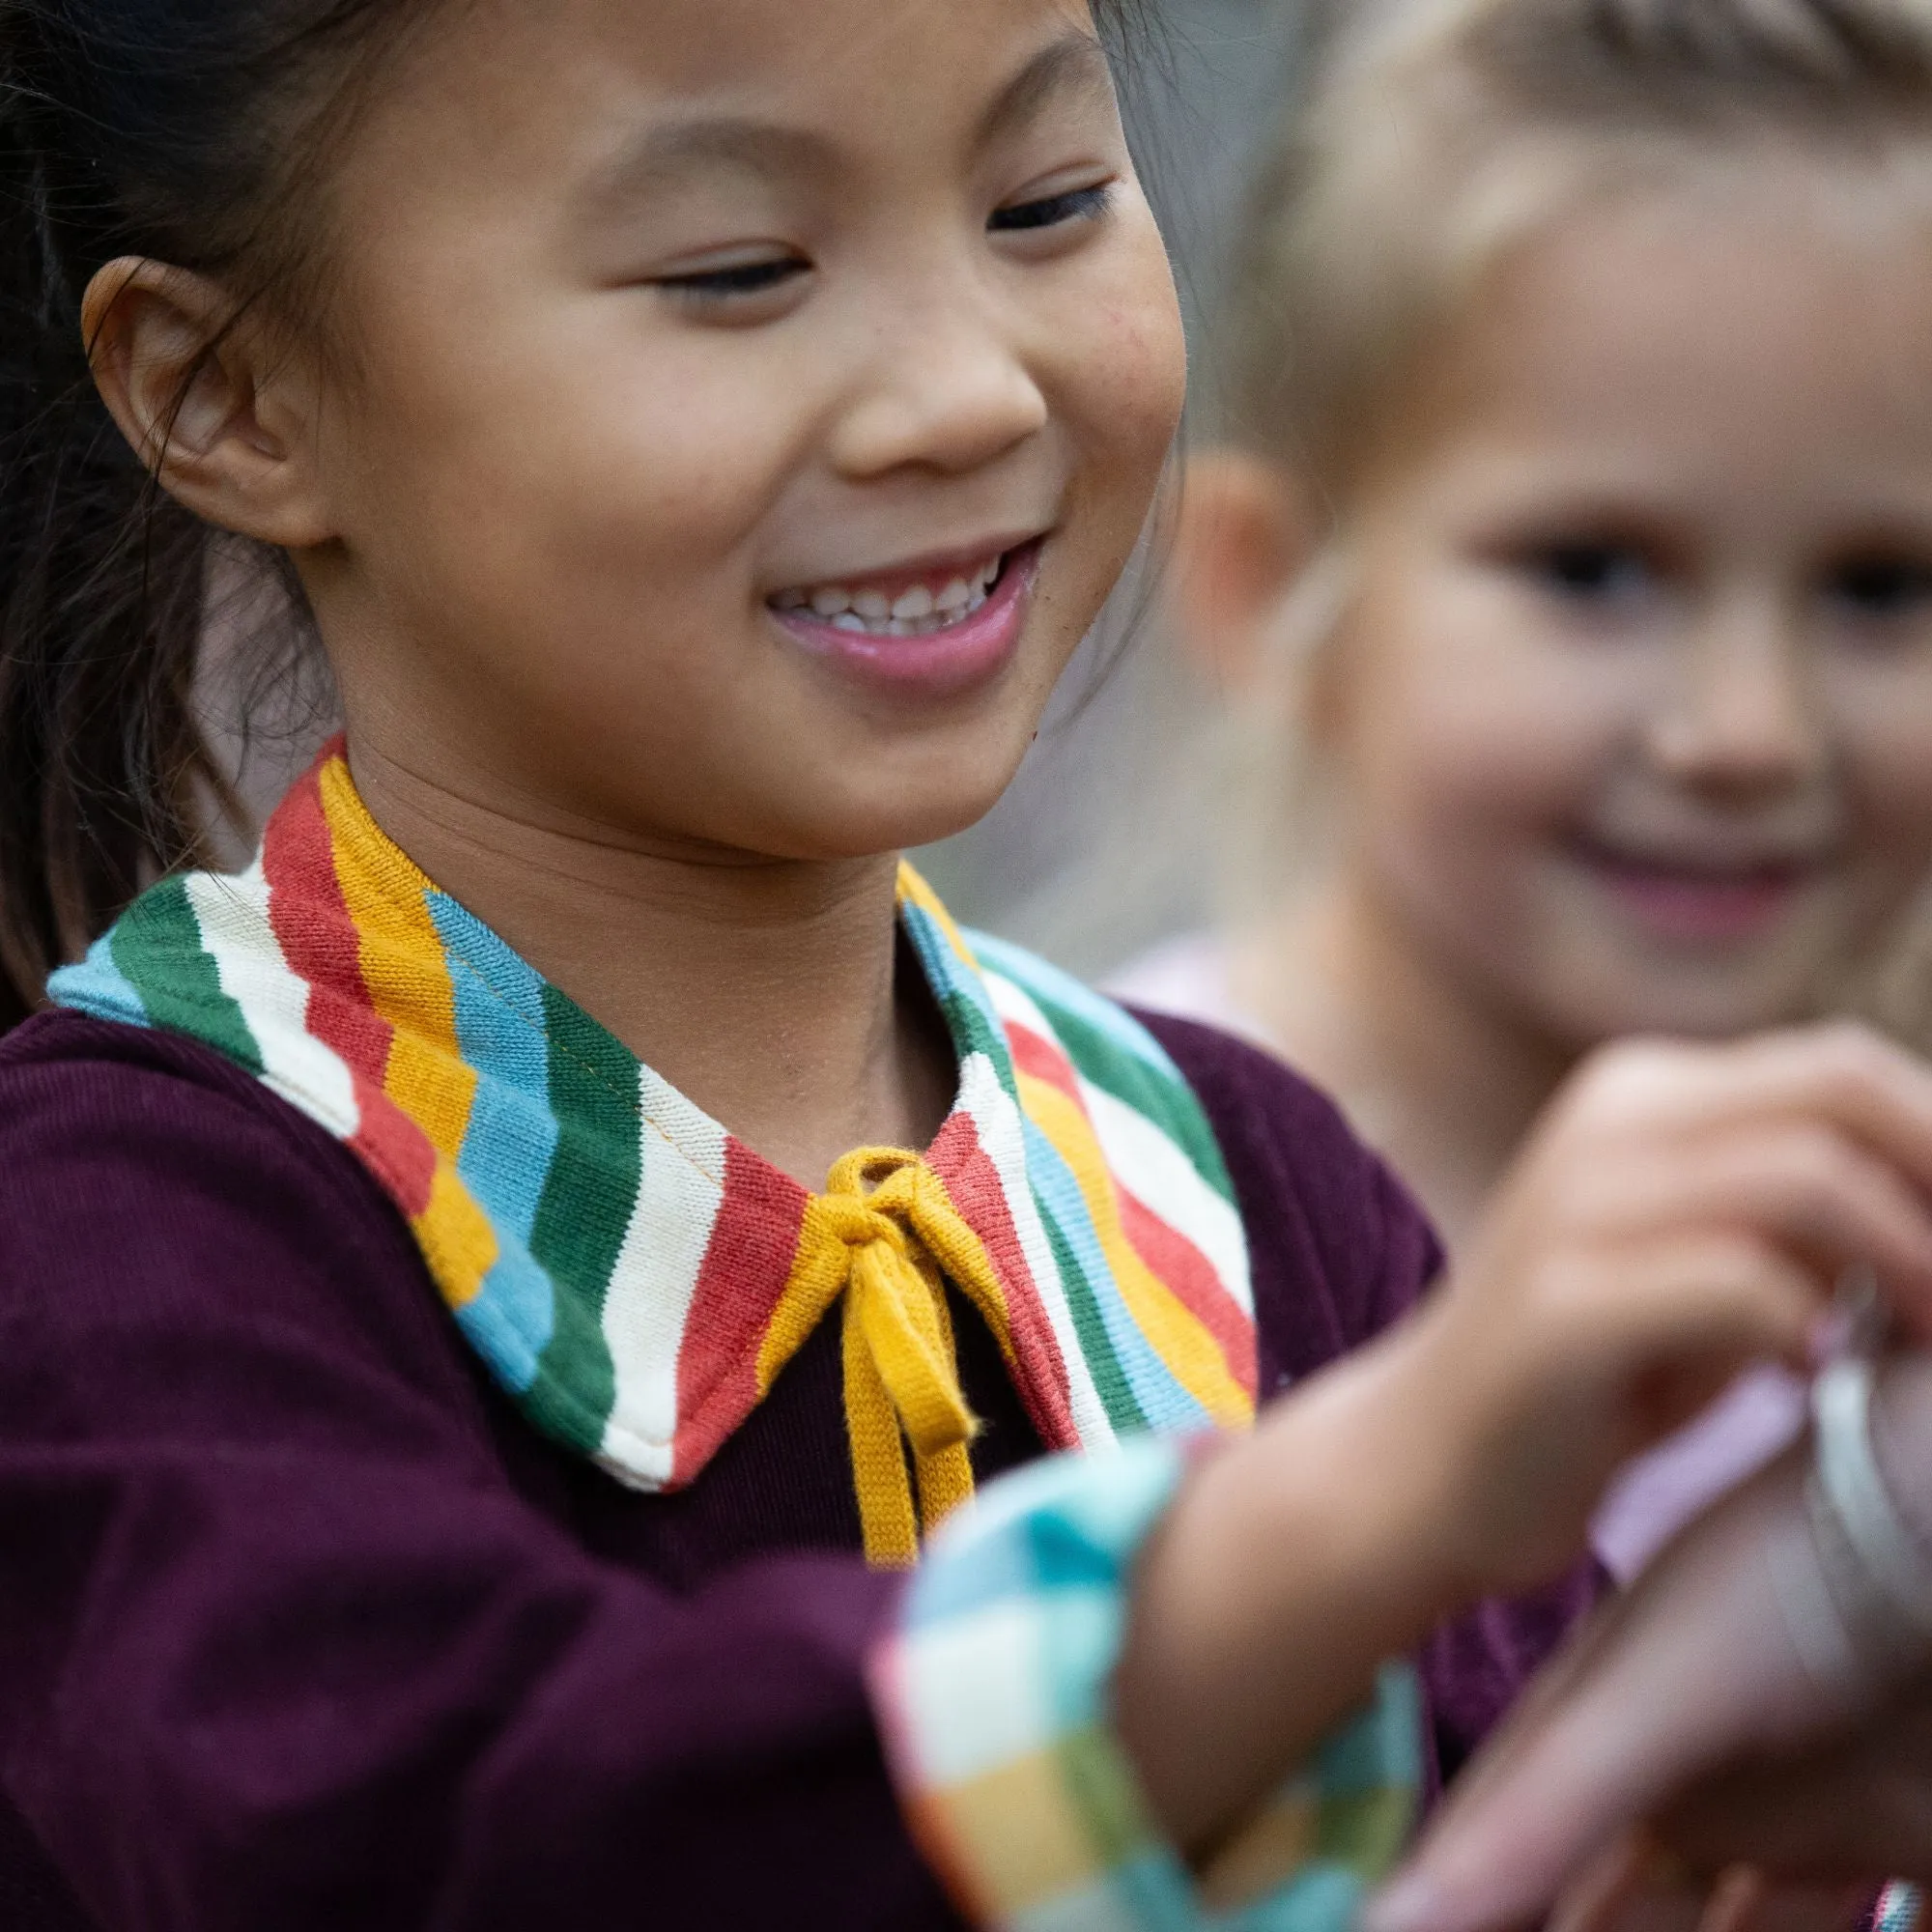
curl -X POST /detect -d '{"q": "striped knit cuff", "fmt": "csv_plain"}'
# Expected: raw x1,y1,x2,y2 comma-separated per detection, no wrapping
1877,1884,1922,1932
867,1435,1424,1931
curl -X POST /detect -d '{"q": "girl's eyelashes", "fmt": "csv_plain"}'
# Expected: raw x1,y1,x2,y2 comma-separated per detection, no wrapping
652,253,812,309
988,181,1115,235
643,181,1116,314
1497,542,1932,635
644,172,1119,314
1515,538,1659,609
1823,554,1932,625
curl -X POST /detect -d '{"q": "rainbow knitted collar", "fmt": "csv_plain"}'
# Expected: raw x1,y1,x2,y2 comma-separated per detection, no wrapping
50,743,1255,1537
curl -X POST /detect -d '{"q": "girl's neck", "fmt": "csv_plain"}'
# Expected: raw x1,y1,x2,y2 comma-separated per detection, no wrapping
348,744,958,1193
1236,874,1579,1249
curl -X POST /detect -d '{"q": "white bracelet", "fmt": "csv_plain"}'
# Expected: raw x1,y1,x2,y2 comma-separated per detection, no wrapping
1791,1353,1932,1694
1767,1502,1867,1702
1814,1356,1932,1643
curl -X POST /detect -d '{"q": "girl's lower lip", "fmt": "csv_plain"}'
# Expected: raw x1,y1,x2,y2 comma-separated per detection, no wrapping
1577,850,1818,944
769,541,1040,700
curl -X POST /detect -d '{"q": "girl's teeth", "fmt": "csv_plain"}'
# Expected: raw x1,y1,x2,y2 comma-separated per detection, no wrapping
775,552,1008,637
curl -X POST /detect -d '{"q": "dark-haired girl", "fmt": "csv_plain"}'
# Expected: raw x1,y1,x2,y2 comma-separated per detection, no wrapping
4,2,1932,1927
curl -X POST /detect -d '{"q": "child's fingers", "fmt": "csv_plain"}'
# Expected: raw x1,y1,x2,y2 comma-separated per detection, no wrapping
1366,1468,1825,1932
1658,1690,1932,1882
1549,1837,1701,1932
1561,1030,1932,1182
1740,1031,1932,1184
1363,1663,1718,1932
1539,1855,1863,1932
1583,1233,1824,1381
1696,1865,1770,1932
1679,1867,1867,1932
1363,1606,1757,1932
1548,1029,1932,1262
1736,1888,1878,1932
1591,1127,1932,1309
1442,1233,1813,1498
1363,1703,1652,1932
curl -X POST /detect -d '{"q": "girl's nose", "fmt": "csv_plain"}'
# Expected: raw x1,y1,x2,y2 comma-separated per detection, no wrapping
1642,600,1831,798
828,302,1049,480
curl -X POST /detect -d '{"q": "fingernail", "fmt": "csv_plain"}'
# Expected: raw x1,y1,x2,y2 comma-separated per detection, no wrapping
1361,1870,1447,1932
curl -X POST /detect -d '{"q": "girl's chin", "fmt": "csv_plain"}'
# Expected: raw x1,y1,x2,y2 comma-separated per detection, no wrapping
1532,961,1826,1047
1487,903,1835,1044
739,749,1035,863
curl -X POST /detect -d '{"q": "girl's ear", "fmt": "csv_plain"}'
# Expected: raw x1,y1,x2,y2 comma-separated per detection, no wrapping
1170,448,1317,690
81,258,333,550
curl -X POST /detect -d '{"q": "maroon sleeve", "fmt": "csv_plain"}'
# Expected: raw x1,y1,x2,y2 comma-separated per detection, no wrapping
0,1020,960,1932
1135,1011,1608,1790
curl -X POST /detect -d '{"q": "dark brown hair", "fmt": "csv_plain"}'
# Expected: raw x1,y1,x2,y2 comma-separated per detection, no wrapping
0,1,437,1029
0,0,1159,1032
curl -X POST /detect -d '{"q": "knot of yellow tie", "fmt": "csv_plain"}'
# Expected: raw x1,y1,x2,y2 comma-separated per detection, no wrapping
798,1149,1012,1569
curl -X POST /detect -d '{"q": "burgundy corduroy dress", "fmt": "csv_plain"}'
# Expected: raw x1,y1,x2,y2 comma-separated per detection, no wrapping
0,1006,1598,1931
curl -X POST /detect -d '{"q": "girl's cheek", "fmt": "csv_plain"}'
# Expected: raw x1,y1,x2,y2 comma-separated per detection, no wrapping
1118,284,1188,439
1043,253,1184,616
1354,597,1605,834
1850,696,1932,838
1086,215,1187,454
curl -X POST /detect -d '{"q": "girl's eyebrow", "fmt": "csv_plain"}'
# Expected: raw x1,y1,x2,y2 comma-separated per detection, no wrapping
579,29,1115,216
974,29,1115,151
580,120,832,214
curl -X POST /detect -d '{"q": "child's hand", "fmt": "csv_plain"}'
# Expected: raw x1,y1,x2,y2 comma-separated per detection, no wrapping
1543,1840,1869,1932
1657,1684,1932,1884
1363,1448,1838,1932
1115,1026,1932,1862
1408,1025,1932,1597
1364,1355,1932,1932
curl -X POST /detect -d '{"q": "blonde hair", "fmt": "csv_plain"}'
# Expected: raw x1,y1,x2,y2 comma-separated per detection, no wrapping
1204,0,1932,1037
1225,0,1932,485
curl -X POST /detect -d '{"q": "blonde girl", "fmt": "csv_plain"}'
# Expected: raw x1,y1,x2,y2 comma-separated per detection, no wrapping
1125,0,1932,1578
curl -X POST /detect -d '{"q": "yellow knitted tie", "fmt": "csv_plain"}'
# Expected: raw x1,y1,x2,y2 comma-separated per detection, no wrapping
781,1148,1016,1569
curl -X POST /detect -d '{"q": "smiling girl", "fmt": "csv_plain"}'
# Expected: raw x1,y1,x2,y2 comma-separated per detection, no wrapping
1123,0,1932,1582
6,1,1932,1928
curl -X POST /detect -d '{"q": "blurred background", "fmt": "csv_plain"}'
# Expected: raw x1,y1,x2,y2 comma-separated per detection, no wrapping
913,0,1313,978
